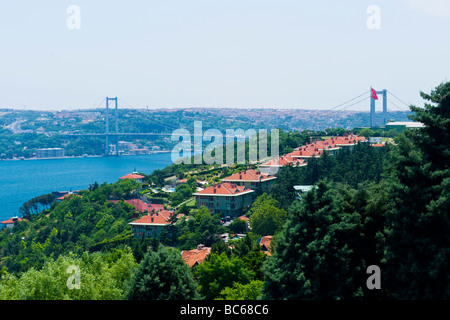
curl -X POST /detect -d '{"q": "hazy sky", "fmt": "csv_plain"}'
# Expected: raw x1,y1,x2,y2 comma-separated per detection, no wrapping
0,0,449,111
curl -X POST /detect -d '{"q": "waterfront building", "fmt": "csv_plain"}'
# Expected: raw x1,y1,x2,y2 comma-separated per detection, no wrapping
1,217,24,229
119,172,145,183
35,148,65,158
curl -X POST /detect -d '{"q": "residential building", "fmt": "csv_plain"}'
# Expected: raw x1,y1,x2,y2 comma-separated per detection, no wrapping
371,142,385,147
129,148,150,155
285,144,324,161
35,148,65,158
181,245,212,267
259,155,307,169
261,133,367,167
193,182,254,216
331,134,367,151
119,172,145,183
1,217,24,229
128,210,174,239
258,235,273,256
118,141,138,152
56,193,82,201
221,169,277,192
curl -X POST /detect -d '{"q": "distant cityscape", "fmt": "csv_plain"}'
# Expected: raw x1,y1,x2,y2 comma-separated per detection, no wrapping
0,107,411,159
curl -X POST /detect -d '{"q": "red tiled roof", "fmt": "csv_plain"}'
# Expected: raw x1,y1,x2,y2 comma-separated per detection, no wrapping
1,217,24,224
148,203,165,211
120,173,145,180
331,134,367,146
259,235,273,256
193,182,254,196
181,246,212,267
311,140,340,151
57,194,82,200
222,169,277,182
260,155,307,167
110,199,164,213
371,142,384,147
285,147,323,158
260,134,366,168
129,210,174,225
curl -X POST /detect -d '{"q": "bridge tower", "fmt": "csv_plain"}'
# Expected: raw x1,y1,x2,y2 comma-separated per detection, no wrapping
105,97,119,156
370,89,387,127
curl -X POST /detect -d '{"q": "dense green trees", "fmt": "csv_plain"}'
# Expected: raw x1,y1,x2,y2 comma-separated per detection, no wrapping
170,184,193,207
176,206,224,249
19,194,55,220
261,81,450,300
218,280,264,300
263,181,357,299
262,180,389,299
382,82,450,299
268,141,392,211
248,194,287,236
126,245,199,300
195,252,255,300
0,180,140,274
0,248,136,300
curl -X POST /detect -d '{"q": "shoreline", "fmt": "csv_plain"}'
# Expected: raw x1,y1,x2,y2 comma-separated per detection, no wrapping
0,150,172,161
0,151,176,221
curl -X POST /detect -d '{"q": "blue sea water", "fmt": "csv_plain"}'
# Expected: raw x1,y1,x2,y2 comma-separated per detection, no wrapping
0,153,173,222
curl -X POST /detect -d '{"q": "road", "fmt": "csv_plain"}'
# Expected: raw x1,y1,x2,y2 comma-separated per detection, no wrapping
7,119,33,133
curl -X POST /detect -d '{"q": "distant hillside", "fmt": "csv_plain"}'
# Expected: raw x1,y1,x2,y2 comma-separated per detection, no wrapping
1,107,411,133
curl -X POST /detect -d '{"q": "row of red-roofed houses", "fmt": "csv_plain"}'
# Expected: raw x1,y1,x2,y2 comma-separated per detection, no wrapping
179,135,369,265
260,134,367,169
191,134,367,218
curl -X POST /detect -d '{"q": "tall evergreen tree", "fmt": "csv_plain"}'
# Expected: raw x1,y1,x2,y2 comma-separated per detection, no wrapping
126,245,199,300
262,180,368,299
383,82,450,299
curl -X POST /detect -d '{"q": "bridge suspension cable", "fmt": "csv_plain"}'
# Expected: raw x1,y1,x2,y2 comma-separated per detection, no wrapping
387,90,411,110
335,95,371,112
117,97,180,130
94,97,106,109
388,99,409,112
324,90,370,112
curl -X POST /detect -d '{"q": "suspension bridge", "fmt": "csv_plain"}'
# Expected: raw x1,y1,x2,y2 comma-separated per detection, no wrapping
323,88,411,126
63,88,412,156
